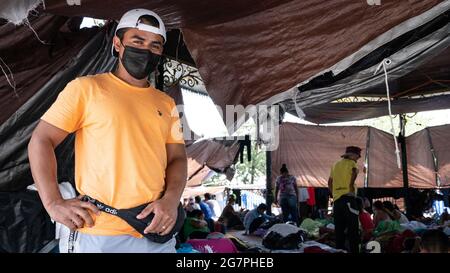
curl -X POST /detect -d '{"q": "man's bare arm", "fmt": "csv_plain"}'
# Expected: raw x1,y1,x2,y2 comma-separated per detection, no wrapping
28,120,99,230
29,121,68,208
162,143,188,203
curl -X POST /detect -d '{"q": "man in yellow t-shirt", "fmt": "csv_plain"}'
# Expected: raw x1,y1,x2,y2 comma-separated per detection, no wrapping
328,146,361,253
28,9,187,253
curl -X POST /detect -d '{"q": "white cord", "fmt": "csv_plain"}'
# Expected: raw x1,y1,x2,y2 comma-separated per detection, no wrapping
24,17,50,45
0,56,18,97
374,58,401,169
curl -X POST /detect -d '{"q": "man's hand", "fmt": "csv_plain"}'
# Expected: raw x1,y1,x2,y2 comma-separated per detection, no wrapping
137,197,178,236
46,197,100,231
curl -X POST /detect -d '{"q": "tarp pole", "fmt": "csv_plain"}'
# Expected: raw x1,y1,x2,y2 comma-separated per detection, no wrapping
425,128,440,188
266,150,273,214
399,114,410,217
364,127,371,189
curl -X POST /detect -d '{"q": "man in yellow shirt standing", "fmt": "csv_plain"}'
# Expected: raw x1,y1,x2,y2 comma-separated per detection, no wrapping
27,9,187,253
328,146,361,253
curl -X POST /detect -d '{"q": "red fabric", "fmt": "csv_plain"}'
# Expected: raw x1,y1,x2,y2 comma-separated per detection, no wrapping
186,238,239,253
303,246,330,253
388,230,416,253
359,211,375,231
307,187,316,206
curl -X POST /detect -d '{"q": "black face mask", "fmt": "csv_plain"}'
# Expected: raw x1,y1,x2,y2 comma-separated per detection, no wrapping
120,44,161,80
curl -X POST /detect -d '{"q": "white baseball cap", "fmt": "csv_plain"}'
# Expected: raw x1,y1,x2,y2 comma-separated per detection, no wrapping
112,8,166,57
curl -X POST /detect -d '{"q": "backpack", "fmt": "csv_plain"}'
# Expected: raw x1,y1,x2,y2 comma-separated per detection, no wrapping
262,223,305,250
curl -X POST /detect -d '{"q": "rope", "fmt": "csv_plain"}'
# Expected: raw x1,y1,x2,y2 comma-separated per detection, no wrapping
0,56,18,97
23,17,51,45
374,58,401,169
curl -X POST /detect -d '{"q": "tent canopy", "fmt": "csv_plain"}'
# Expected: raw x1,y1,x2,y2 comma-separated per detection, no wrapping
3,0,447,126
0,0,449,190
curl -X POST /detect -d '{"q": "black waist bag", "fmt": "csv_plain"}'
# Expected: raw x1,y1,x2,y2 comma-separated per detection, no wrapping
82,196,186,244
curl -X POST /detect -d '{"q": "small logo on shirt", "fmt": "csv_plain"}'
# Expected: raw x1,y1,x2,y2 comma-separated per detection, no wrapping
157,110,162,116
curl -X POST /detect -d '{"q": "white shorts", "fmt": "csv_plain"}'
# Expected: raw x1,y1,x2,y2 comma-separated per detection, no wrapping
61,231,176,253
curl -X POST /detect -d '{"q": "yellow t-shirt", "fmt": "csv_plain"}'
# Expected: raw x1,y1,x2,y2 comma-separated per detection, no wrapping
330,158,358,201
41,72,184,237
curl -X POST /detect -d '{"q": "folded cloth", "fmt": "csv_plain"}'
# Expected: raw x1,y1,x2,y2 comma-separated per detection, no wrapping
303,246,331,253
187,238,239,253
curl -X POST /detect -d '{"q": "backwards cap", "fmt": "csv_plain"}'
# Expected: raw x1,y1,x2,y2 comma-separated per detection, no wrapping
112,8,166,57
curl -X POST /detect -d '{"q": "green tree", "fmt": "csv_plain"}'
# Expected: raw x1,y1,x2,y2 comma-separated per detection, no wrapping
234,143,266,184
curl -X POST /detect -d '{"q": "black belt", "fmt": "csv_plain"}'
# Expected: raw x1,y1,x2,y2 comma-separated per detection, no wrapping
67,195,185,251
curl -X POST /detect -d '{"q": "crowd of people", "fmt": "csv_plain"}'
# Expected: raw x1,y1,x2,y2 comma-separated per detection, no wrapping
269,146,449,253
177,145,449,253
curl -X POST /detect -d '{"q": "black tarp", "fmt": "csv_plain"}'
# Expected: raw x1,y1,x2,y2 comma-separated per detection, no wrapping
0,20,116,191
286,10,450,123
0,190,54,253
302,94,450,124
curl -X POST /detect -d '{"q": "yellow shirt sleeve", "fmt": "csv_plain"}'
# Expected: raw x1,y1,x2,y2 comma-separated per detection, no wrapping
41,79,86,133
166,99,185,144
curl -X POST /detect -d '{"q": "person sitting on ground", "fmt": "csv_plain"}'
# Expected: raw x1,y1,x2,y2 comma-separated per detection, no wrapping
182,198,189,209
383,201,409,224
183,209,210,241
243,203,274,235
185,197,200,212
204,193,221,221
373,201,392,228
420,229,449,253
356,197,374,242
219,195,245,230
195,195,214,231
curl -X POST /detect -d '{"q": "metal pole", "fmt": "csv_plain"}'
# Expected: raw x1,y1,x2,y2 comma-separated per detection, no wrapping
426,128,440,188
399,114,410,216
364,127,371,189
266,150,273,214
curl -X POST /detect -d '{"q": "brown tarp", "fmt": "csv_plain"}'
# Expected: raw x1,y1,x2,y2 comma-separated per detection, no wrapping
0,14,99,124
366,128,403,188
44,0,442,112
428,125,450,187
186,139,241,186
406,129,436,188
273,122,448,189
186,166,212,187
271,123,367,188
